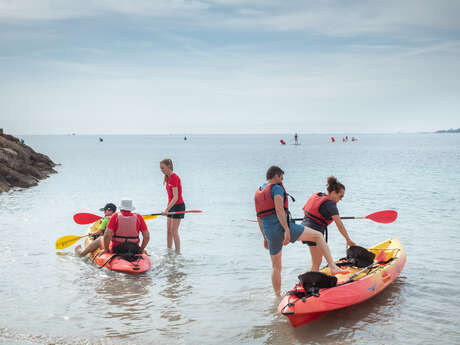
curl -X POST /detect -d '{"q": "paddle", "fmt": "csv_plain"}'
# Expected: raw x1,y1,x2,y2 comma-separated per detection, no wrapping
145,210,203,216
73,212,158,225
247,210,397,224
341,250,387,284
291,210,398,223
74,213,101,225
56,235,89,249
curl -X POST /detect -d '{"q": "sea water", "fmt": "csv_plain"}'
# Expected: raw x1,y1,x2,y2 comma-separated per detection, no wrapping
0,133,459,345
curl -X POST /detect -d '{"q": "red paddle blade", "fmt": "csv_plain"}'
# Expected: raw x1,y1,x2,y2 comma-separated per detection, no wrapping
366,210,398,223
73,213,101,225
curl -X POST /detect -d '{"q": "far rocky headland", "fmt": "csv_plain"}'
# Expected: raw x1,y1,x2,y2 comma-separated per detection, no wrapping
0,129,57,193
435,128,460,133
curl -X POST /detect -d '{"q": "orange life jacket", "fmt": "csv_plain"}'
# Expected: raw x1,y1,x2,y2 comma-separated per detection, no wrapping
255,183,289,218
112,213,139,244
303,193,333,226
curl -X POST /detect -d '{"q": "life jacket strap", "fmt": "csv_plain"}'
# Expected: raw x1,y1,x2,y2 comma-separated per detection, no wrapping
113,235,139,240
305,211,328,226
257,207,289,217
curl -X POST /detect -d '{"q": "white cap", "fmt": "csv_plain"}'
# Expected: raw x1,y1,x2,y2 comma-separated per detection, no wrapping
119,198,135,211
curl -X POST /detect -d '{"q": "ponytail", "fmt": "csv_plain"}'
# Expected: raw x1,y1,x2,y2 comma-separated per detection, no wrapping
326,176,345,193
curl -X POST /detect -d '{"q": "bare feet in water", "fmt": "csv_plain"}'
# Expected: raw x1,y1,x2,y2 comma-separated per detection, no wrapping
74,244,83,257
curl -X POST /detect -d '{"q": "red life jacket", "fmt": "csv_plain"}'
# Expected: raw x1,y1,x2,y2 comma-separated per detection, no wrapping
303,193,334,226
255,183,289,218
112,212,139,244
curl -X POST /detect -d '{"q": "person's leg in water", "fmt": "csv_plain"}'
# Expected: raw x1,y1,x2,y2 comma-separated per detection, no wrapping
170,217,181,253
166,217,173,249
308,245,323,271
75,237,102,257
297,227,345,274
269,250,282,296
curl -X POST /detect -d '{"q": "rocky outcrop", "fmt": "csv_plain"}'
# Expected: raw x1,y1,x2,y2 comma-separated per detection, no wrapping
0,129,57,193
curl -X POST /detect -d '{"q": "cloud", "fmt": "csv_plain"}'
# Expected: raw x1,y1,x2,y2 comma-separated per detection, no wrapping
210,0,460,36
0,0,94,20
2,1,459,38
0,0,209,21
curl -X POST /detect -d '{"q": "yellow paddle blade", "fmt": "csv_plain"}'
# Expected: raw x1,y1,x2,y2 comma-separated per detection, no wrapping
142,215,158,221
55,235,83,249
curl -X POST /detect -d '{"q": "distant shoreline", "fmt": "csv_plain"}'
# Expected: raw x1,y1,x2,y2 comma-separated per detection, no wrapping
434,128,460,133
10,130,460,135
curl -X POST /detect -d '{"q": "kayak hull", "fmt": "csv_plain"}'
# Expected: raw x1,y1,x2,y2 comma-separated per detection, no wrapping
89,250,151,274
278,238,406,327
85,221,151,275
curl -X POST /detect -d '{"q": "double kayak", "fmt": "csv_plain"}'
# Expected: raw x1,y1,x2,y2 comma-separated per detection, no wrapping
278,237,406,327
85,220,151,275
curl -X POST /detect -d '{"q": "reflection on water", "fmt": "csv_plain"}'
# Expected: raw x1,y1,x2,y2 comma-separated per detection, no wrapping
157,252,195,337
159,252,193,301
87,265,155,338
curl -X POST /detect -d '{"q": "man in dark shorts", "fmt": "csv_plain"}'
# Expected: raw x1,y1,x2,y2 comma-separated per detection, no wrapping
255,167,345,296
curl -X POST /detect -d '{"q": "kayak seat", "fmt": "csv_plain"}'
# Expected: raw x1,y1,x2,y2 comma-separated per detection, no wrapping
113,242,143,262
337,246,376,268
298,271,338,297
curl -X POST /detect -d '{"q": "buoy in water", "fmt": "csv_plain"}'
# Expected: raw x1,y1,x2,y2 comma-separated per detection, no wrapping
184,136,187,141
331,137,335,143
280,139,286,145
99,137,103,142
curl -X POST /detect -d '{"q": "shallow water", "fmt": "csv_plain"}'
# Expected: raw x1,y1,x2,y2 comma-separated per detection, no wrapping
1,133,459,344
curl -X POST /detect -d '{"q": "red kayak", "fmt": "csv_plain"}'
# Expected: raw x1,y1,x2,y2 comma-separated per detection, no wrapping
89,249,151,274
278,238,406,327
85,221,151,275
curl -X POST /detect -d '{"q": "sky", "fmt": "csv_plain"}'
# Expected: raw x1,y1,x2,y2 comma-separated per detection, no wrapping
0,0,459,134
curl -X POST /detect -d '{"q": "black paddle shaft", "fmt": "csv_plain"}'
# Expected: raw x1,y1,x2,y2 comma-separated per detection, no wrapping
292,216,356,222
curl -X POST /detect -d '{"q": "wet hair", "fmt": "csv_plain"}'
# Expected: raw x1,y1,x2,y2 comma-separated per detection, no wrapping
327,176,345,194
266,166,284,180
160,158,173,185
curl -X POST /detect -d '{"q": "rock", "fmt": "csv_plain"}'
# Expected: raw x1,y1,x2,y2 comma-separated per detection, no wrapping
0,130,57,193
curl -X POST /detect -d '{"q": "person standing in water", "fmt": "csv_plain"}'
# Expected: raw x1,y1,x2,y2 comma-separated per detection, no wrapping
255,166,345,296
302,176,356,271
160,158,185,253
294,133,298,145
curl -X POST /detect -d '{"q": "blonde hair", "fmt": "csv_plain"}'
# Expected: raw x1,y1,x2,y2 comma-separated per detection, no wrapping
161,158,174,185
